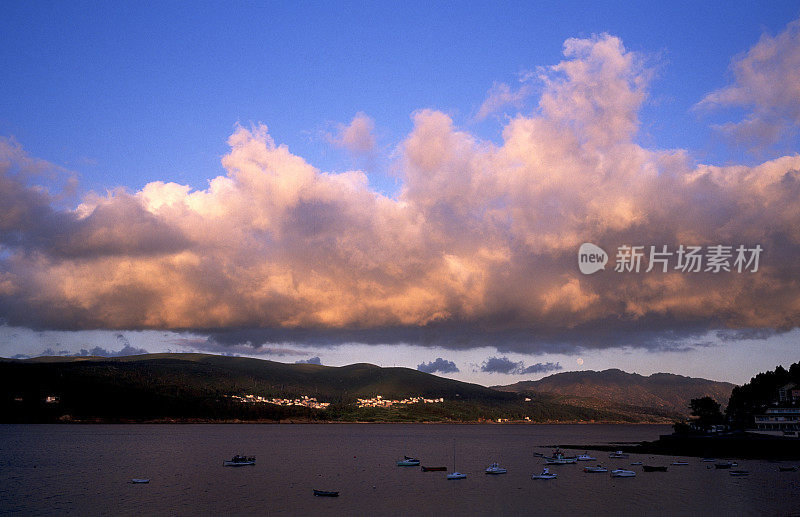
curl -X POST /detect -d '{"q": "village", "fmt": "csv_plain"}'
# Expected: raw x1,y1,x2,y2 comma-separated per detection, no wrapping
228,394,330,410
355,395,444,408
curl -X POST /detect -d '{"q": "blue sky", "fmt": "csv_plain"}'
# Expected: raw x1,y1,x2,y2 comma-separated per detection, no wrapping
1,2,799,385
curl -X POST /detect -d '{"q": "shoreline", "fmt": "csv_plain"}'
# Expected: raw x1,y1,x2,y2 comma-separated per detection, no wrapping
1,418,675,425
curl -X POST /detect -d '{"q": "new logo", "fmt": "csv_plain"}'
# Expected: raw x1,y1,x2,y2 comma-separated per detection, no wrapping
578,243,608,274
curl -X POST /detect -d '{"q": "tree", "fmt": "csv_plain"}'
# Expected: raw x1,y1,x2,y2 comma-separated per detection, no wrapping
690,396,724,430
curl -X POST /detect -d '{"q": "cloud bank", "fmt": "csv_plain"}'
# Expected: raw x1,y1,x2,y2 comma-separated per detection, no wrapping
480,357,562,375
417,357,460,374
1,29,800,354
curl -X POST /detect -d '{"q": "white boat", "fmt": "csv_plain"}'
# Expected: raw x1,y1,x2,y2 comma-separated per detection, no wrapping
609,451,629,459
577,452,596,461
544,449,577,464
611,469,636,477
397,458,420,466
131,478,150,484
447,441,466,479
532,467,557,479
701,458,717,462
485,462,507,474
224,455,256,466
671,461,689,466
584,465,608,473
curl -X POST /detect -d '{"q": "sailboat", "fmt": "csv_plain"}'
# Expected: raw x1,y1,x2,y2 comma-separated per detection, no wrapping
447,441,466,480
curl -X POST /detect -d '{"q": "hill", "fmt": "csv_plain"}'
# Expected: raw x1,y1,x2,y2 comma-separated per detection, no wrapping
492,369,735,418
0,354,693,424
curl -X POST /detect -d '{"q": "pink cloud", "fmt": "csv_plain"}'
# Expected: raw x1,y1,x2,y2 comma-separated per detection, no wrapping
328,112,376,155
1,31,799,352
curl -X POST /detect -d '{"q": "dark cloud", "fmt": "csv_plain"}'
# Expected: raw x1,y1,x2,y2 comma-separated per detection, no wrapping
417,357,459,374
480,356,562,375
295,356,322,365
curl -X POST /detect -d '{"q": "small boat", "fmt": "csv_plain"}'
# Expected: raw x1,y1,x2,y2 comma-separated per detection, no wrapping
630,461,643,466
397,458,420,466
729,470,749,477
779,466,798,472
642,465,668,472
447,441,466,479
532,467,557,479
584,465,608,473
313,489,339,497
421,466,447,472
130,479,150,484
671,461,689,466
611,469,636,477
224,455,256,466
485,462,507,474
715,462,737,469
609,451,629,459
544,449,577,464
701,458,717,462
577,452,596,461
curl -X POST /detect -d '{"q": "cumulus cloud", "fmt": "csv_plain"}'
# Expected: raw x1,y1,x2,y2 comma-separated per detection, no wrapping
696,17,800,147
417,357,460,374
328,112,376,155
480,357,562,375
0,32,799,355
296,356,322,365
475,80,533,121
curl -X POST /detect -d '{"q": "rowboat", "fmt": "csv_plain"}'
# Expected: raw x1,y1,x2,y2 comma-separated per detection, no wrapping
611,469,636,477
313,489,339,497
131,479,150,484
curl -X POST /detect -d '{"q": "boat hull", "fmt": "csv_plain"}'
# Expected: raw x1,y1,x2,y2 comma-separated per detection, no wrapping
313,490,339,497
421,466,447,472
223,461,255,466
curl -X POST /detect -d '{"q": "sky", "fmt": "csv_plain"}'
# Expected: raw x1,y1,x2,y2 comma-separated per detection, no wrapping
1,2,800,386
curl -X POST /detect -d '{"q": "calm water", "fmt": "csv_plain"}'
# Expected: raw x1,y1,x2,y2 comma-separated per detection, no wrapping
1,424,799,516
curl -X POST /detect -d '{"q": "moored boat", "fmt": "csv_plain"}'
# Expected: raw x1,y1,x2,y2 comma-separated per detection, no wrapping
642,465,668,472
729,470,749,477
532,467,557,479
544,449,577,464
671,461,689,466
313,489,339,497
447,471,467,480
421,466,447,471
485,462,507,474
224,455,256,466
584,465,608,473
630,461,643,466
609,451,629,459
577,452,596,461
611,469,636,477
715,462,737,469
397,456,420,466
131,478,150,484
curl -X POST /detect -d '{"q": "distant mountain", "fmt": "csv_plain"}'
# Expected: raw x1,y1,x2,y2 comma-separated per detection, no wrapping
492,369,735,418
0,354,695,423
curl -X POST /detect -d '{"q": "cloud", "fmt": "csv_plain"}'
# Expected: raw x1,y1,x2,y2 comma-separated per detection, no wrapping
696,17,800,147
417,357,459,374
475,80,533,121
480,356,562,375
295,356,322,365
328,112,376,155
1,32,799,355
